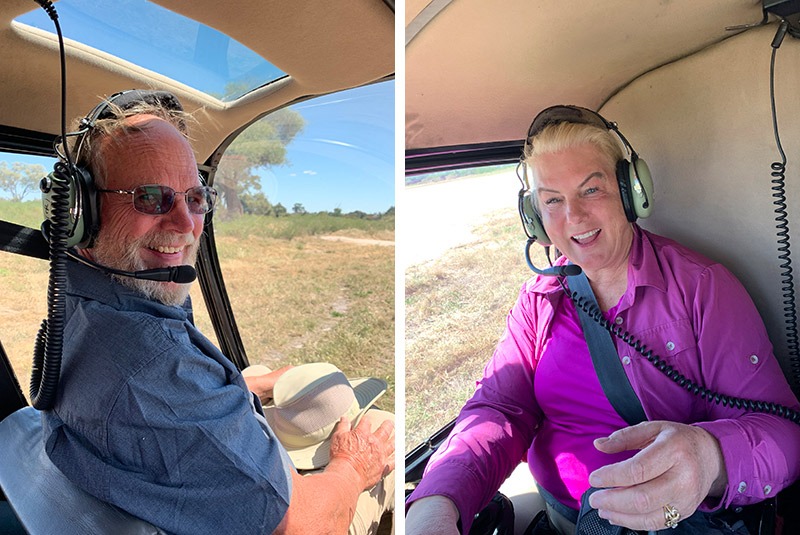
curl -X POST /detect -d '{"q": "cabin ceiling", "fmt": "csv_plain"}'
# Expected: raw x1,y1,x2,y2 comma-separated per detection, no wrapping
405,0,766,150
0,0,394,163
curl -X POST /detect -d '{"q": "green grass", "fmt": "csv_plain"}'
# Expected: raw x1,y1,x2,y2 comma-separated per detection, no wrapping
0,200,43,229
214,212,395,241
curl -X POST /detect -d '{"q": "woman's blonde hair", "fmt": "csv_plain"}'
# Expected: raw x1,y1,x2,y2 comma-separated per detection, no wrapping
523,121,623,185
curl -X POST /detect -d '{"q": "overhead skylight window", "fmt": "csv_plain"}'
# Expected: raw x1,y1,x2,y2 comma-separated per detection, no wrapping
16,0,286,101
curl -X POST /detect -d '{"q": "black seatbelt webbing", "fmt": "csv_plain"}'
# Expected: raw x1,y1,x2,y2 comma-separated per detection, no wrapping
567,270,647,426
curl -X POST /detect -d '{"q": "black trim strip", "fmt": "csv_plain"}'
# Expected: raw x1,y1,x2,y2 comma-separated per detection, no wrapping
0,221,48,260
0,125,57,158
195,219,250,371
405,140,524,175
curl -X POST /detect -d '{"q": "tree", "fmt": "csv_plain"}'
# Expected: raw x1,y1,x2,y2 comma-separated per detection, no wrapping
215,108,305,218
331,207,342,217
273,203,287,217
240,192,273,216
292,202,306,215
0,161,46,201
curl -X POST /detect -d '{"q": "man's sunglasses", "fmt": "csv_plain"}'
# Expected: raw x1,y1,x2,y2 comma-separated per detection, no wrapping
97,184,218,215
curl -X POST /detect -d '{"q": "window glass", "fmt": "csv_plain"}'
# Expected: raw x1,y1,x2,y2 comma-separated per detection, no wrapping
0,154,54,391
214,81,395,411
404,163,545,452
16,0,284,101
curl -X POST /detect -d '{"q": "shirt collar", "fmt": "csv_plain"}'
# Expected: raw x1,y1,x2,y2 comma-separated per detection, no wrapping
527,225,667,301
627,225,667,294
66,258,190,321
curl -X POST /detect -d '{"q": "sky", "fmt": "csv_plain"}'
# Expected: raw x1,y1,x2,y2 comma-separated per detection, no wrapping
3,0,395,214
260,83,395,214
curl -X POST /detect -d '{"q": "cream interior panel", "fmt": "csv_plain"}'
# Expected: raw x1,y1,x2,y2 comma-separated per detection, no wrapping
602,24,800,374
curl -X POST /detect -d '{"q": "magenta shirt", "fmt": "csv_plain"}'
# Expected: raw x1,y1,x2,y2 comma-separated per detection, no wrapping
408,226,800,534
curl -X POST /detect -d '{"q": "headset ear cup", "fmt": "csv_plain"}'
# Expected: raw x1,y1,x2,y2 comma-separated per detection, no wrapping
42,166,99,248
616,159,637,222
74,167,100,248
519,190,551,246
630,157,654,219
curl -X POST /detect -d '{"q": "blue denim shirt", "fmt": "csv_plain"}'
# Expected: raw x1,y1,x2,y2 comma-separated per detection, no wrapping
43,261,292,535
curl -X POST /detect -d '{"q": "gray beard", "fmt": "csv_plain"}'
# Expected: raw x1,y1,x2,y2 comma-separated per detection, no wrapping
90,232,198,307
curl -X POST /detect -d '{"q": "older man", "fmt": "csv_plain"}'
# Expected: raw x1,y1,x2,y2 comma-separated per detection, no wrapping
42,91,394,534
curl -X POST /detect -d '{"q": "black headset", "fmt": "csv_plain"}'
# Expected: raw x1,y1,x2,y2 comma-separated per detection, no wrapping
40,89,186,249
517,105,655,247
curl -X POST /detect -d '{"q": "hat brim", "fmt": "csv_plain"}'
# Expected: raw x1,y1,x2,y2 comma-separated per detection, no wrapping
265,376,387,471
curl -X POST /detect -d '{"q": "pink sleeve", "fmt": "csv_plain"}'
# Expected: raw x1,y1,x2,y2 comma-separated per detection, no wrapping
690,265,800,509
406,283,546,533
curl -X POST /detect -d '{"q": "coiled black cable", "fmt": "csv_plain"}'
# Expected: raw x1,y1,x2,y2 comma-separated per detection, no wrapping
31,163,71,409
566,288,800,425
30,0,71,409
768,20,800,389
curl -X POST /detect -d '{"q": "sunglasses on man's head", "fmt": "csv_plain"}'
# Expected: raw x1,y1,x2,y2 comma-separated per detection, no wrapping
97,184,218,215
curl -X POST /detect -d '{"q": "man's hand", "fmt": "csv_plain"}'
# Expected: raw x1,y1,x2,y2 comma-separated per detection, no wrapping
276,412,394,534
406,496,460,535
329,413,395,491
241,364,292,404
587,421,727,532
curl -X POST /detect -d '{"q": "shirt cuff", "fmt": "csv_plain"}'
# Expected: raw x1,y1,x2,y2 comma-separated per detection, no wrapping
693,419,766,510
406,460,487,534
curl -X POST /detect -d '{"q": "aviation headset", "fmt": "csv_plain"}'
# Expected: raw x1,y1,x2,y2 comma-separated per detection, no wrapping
517,105,655,246
41,89,186,249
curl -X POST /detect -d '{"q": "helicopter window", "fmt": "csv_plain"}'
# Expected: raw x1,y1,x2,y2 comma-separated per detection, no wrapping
404,162,542,452
211,81,396,411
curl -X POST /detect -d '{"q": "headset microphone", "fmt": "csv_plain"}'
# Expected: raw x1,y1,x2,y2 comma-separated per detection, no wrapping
65,249,197,283
524,239,582,277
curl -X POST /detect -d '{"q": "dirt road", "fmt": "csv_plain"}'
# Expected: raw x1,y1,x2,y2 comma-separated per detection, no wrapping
318,236,394,247
403,169,519,267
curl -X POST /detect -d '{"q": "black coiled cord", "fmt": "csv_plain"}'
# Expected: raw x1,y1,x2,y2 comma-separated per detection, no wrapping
769,20,800,388
566,289,800,426
31,162,71,409
30,0,71,410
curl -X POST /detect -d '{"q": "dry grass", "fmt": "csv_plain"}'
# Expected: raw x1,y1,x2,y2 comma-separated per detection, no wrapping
0,255,48,391
0,206,394,413
404,210,547,451
207,231,394,411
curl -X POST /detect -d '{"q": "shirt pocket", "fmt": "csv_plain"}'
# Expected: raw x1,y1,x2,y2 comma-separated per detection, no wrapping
623,318,703,421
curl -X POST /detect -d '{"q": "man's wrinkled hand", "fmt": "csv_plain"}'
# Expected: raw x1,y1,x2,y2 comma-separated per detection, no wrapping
329,415,395,491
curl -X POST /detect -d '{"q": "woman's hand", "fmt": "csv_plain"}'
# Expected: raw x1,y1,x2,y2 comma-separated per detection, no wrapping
587,420,727,532
406,495,461,535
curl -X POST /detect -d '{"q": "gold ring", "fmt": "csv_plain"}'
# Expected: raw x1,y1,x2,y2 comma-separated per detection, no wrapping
663,504,681,529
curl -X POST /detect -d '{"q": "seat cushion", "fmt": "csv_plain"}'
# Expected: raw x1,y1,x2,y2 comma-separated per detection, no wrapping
0,407,164,535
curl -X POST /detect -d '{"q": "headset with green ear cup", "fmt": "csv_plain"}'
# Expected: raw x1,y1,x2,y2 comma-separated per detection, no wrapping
517,105,655,245
40,165,99,249
40,89,186,249
517,184,553,246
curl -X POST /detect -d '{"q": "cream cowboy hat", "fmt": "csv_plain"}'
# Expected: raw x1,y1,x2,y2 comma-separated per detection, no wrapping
262,362,387,470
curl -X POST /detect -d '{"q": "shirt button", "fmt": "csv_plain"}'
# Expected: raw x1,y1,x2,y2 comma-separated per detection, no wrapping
738,481,747,493
666,341,675,351
764,485,772,495
750,355,759,365
614,316,623,325
622,356,631,365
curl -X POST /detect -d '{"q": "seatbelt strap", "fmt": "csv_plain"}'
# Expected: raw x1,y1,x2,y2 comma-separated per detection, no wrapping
567,270,647,426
